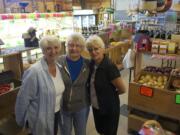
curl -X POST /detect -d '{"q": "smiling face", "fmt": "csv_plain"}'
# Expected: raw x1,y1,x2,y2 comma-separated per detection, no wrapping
86,35,105,64
40,36,61,64
66,33,85,61
88,44,105,64
43,44,61,63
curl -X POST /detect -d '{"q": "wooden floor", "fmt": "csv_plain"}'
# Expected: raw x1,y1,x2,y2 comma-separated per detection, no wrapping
0,69,132,135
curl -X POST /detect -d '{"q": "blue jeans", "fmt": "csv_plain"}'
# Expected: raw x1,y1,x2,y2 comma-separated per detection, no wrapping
59,106,90,135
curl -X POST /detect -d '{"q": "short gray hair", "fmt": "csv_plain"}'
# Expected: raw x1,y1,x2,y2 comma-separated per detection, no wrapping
39,36,61,51
86,35,105,49
66,32,85,49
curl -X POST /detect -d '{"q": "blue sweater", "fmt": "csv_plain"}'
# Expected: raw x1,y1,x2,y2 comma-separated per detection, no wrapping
66,56,83,82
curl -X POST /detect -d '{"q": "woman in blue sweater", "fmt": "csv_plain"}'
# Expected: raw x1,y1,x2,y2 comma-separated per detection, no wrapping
58,33,90,135
15,36,65,135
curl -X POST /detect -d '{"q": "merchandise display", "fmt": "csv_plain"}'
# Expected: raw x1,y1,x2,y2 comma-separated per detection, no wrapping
144,66,173,75
168,69,180,91
0,12,73,48
128,49,180,134
73,9,98,37
0,71,21,95
151,39,179,55
129,9,180,132
137,72,168,89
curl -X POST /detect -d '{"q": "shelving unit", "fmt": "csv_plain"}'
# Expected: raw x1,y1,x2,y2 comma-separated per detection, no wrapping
0,47,37,79
128,52,180,134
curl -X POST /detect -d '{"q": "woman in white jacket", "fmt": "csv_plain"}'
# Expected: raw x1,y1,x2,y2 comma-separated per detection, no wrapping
15,36,65,135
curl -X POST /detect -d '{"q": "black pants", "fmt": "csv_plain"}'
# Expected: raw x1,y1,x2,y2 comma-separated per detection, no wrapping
54,111,60,135
92,107,120,135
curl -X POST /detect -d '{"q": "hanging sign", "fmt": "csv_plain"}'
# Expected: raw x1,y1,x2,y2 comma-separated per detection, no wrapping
21,14,27,19
0,12,72,20
8,14,14,19
1,15,8,20
14,14,21,19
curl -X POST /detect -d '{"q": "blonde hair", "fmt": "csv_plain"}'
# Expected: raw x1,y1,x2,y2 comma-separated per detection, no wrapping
86,35,105,49
39,36,61,51
66,32,86,49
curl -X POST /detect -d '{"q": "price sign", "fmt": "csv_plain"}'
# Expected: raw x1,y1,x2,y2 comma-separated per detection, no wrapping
139,86,153,97
175,94,180,104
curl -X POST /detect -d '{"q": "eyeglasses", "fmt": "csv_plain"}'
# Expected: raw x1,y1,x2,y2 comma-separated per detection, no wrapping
87,47,101,52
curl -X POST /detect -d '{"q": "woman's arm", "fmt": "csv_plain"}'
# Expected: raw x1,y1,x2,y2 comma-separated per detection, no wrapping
111,77,126,95
15,68,37,127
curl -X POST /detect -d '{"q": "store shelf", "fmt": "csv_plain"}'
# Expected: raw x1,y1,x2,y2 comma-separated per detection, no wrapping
140,52,180,60
0,47,38,79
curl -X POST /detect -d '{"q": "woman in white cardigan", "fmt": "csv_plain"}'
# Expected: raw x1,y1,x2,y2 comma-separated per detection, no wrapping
15,36,65,135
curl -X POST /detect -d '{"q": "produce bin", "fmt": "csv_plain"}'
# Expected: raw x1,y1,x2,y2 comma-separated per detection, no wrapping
0,71,21,119
128,82,180,121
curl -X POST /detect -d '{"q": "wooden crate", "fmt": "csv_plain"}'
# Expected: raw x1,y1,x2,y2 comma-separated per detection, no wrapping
134,70,170,90
128,111,179,133
0,80,21,120
128,114,147,132
128,82,180,121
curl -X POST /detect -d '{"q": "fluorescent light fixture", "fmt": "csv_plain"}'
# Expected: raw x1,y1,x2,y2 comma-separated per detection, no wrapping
73,10,95,15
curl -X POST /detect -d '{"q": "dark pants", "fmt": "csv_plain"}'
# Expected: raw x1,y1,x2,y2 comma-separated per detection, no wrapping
92,107,120,135
54,111,60,135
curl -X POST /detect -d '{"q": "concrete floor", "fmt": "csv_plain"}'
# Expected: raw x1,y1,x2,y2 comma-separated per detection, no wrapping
0,68,132,135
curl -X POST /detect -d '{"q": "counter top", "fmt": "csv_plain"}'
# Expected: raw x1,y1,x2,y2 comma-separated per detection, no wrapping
0,46,38,58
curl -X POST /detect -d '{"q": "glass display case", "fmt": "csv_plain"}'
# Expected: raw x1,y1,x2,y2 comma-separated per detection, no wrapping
73,9,98,36
0,12,73,48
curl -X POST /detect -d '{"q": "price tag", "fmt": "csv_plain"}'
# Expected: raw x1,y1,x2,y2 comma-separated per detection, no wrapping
139,86,153,97
175,94,180,104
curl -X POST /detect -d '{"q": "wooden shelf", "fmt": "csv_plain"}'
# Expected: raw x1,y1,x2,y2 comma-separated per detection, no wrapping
137,51,180,57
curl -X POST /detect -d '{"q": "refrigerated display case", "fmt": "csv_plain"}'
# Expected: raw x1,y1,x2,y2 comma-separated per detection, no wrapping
98,7,114,28
73,10,98,37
